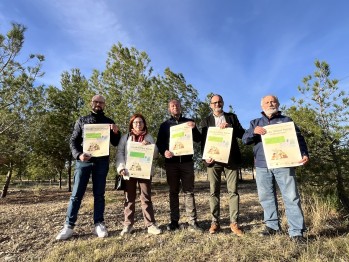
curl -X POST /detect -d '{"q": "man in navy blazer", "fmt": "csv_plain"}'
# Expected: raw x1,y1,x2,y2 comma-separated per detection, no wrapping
201,94,246,236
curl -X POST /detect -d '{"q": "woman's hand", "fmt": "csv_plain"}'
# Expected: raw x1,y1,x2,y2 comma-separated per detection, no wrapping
142,140,150,145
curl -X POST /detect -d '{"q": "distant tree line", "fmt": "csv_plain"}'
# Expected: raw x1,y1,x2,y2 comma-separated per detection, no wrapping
0,23,348,214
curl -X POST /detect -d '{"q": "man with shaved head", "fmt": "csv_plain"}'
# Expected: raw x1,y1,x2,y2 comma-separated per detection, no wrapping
156,99,203,232
56,94,121,240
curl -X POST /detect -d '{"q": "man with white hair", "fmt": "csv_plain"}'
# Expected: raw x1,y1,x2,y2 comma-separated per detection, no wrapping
242,95,309,243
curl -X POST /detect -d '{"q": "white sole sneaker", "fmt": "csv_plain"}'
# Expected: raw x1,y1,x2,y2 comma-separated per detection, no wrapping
148,225,162,235
56,226,74,240
94,223,108,238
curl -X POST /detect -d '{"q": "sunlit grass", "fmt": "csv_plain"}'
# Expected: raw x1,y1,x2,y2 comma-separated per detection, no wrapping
4,175,349,262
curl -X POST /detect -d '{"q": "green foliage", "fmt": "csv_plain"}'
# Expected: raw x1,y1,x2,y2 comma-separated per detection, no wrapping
0,23,44,128
286,60,349,211
0,23,45,195
39,69,89,181
88,42,200,138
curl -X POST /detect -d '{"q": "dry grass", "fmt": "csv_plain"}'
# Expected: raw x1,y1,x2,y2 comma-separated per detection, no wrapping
1,174,348,262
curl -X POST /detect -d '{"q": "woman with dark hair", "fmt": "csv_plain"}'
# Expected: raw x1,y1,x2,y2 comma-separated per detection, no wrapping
116,113,162,235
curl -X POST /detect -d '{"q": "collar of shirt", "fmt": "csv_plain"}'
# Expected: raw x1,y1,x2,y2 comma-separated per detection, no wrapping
213,114,226,127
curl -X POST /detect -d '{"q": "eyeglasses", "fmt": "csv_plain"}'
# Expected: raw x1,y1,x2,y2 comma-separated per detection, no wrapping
92,101,105,104
210,101,223,105
133,121,144,125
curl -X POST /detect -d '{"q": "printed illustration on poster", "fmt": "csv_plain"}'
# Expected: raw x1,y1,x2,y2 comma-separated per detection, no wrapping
126,141,155,179
261,122,303,169
169,122,194,156
202,127,233,164
83,124,110,157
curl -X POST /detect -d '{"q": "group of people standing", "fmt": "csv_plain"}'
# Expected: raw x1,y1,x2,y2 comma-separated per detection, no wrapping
56,93,309,244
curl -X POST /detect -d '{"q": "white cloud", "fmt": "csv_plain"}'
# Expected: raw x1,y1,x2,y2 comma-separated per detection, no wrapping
46,0,130,53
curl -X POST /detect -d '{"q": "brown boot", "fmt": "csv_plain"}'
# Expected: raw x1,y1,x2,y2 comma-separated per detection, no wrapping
209,223,220,234
230,223,244,237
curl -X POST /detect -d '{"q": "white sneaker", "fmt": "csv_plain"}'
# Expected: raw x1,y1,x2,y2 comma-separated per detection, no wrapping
148,224,162,235
120,225,135,236
93,223,108,238
56,225,74,240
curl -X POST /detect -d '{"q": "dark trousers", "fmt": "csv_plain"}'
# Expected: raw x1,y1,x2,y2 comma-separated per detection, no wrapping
165,161,197,222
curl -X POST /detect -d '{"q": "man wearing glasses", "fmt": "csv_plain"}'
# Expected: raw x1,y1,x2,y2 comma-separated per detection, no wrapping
56,94,121,240
201,94,246,236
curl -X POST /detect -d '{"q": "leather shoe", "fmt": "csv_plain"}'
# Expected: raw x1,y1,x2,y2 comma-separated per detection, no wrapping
230,223,244,237
259,226,281,236
209,223,220,234
291,235,307,244
167,221,180,231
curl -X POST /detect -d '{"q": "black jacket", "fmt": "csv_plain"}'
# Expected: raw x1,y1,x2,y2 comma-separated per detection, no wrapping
70,111,121,160
200,112,245,167
156,115,201,163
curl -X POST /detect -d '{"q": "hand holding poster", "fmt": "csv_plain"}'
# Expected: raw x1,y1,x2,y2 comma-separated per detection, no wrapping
170,122,194,156
202,127,233,163
83,124,110,157
126,141,155,179
261,122,302,169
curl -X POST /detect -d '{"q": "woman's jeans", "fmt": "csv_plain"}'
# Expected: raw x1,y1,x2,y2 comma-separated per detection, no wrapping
65,157,109,227
255,167,306,237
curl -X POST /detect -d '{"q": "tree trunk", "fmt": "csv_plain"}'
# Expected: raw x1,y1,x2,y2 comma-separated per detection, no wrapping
1,162,13,198
59,170,62,189
114,174,118,190
67,155,72,192
330,145,349,214
335,167,349,213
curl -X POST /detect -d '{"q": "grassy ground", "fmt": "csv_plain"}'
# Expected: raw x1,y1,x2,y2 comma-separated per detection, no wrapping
0,174,348,261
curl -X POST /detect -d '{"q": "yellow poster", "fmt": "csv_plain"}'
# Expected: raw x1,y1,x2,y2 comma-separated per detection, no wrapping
170,123,194,156
203,127,233,163
83,124,110,157
126,142,155,179
261,122,303,168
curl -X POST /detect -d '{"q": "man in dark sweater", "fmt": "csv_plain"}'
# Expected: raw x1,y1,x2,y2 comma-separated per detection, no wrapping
156,99,202,232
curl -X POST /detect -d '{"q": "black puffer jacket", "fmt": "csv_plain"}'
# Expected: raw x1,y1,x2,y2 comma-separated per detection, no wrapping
70,111,121,160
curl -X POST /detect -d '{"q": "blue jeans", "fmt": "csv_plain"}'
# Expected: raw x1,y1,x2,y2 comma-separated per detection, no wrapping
255,167,305,237
65,157,109,227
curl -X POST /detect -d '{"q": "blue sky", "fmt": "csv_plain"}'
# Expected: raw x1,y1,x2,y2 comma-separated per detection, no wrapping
1,0,349,127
